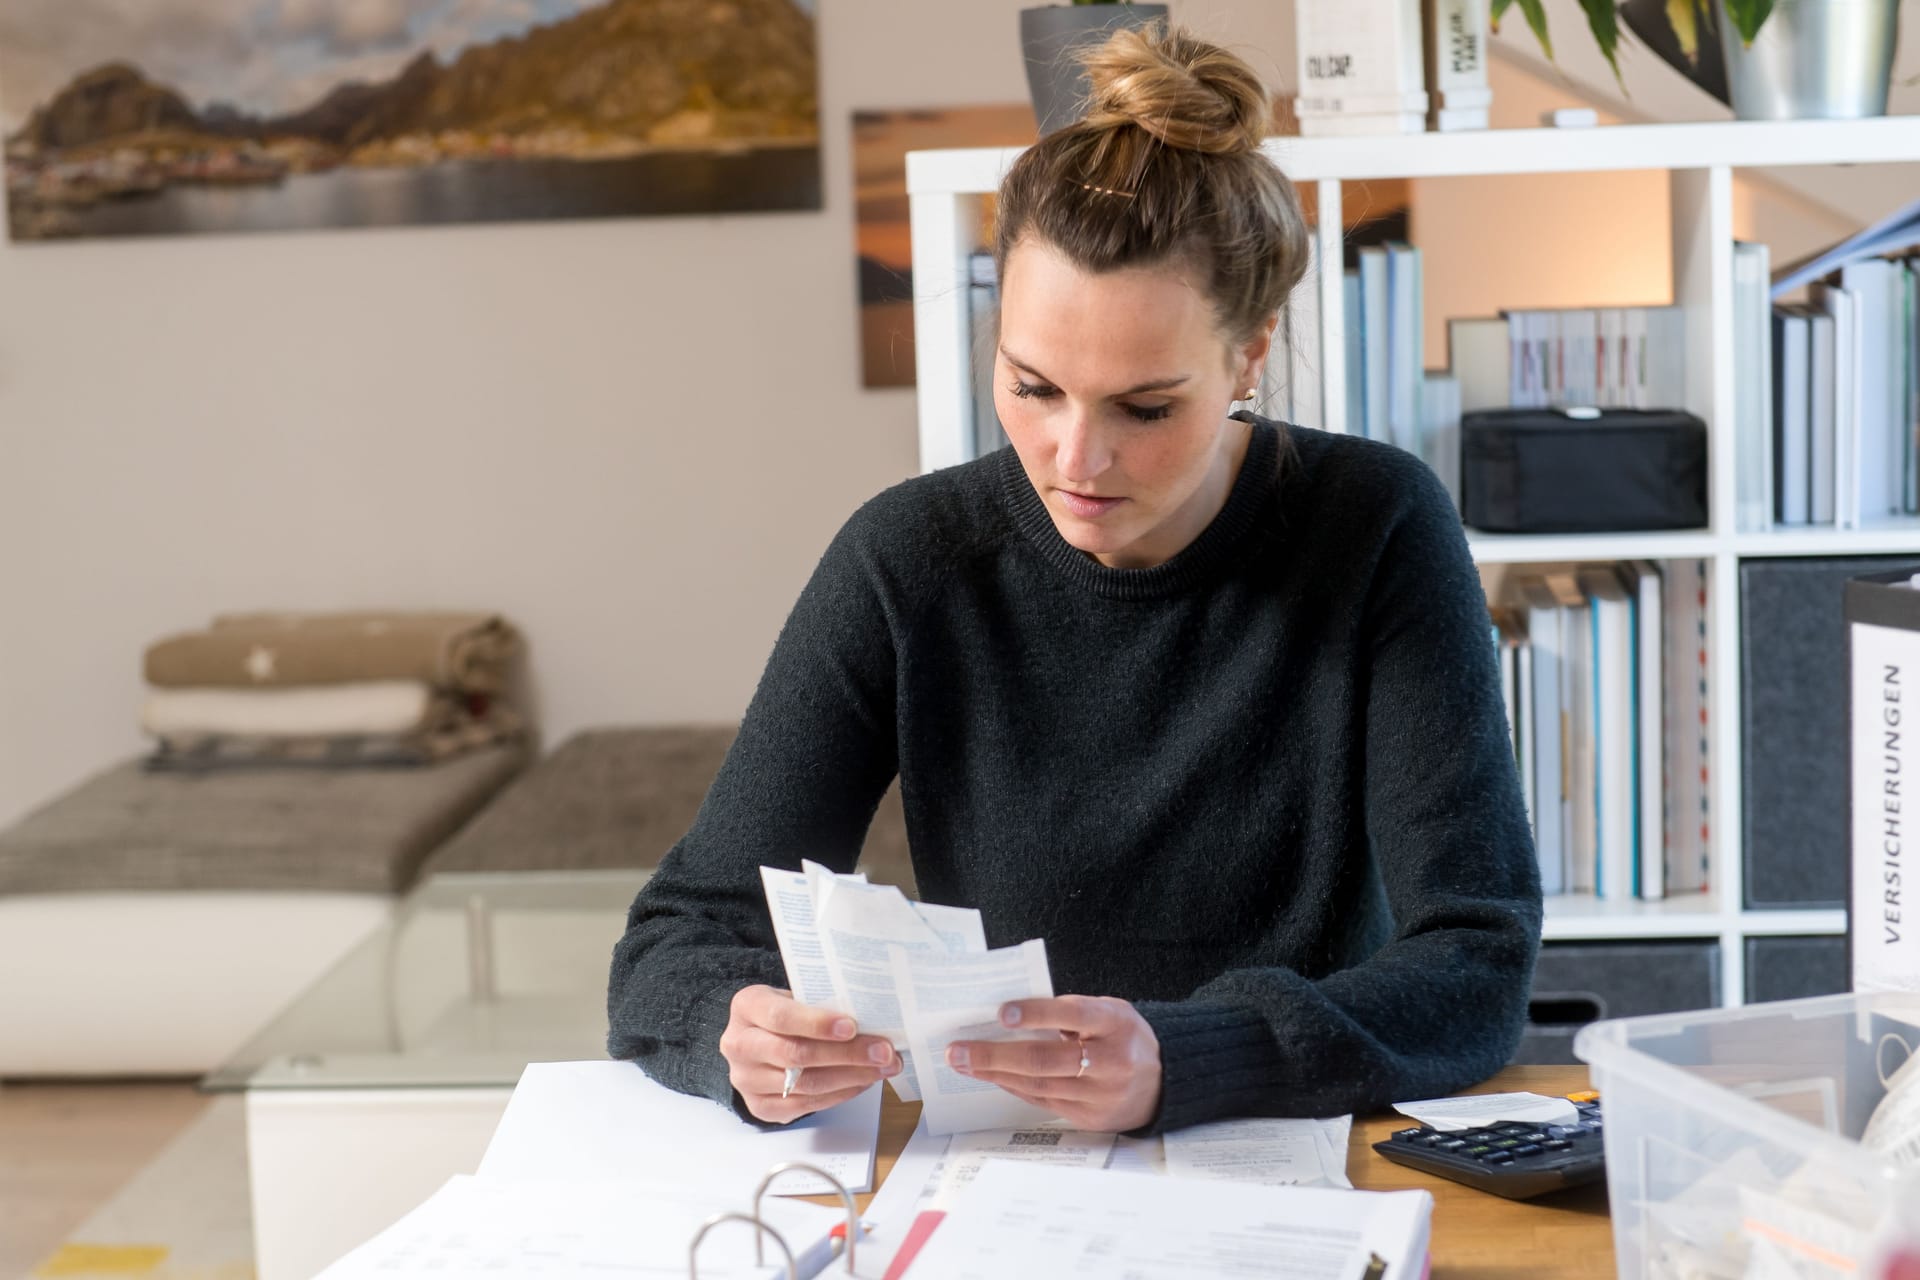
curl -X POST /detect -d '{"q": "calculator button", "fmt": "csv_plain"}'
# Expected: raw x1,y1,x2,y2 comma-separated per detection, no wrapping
1484,1151,1516,1164
1392,1129,1425,1142
1512,1144,1543,1157
1545,1126,1577,1139
1464,1145,1492,1156
1437,1139,1469,1151
1491,1139,1521,1149
1543,1139,1572,1150
1518,1132,1548,1143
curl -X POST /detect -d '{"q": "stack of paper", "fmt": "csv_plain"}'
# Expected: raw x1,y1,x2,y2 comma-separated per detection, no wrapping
762,861,1057,1134
901,1162,1431,1280
860,1114,1356,1278
480,1060,881,1195
316,1176,848,1279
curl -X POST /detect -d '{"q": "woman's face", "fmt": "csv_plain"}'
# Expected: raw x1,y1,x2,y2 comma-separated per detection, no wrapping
994,237,1273,570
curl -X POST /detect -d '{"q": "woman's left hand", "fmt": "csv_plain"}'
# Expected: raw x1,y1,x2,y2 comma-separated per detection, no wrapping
946,995,1163,1133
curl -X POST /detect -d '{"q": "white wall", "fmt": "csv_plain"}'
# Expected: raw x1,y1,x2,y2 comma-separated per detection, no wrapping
0,0,1894,830
0,0,1300,828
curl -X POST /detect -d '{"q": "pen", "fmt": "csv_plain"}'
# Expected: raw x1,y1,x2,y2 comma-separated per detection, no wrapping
1361,1252,1389,1280
782,1067,801,1099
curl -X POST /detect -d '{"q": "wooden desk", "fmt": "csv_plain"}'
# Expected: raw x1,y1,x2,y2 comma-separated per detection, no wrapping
828,1063,1613,1279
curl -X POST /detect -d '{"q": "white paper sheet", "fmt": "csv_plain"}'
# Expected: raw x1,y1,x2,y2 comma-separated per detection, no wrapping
853,1117,949,1280
809,864,974,1104
1105,1134,1167,1175
1162,1115,1354,1189
315,1175,846,1279
760,867,838,1007
1392,1091,1578,1133
892,939,1059,1135
904,1162,1433,1280
477,1060,880,1196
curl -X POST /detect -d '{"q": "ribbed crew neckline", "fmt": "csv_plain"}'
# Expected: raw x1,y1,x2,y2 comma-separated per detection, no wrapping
996,410,1280,601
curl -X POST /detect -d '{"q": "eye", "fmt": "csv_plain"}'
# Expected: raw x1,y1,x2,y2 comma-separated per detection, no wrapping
1124,403,1173,423
1008,380,1056,400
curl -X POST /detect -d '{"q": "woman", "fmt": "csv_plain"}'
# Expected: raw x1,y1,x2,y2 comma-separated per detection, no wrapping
607,23,1540,1136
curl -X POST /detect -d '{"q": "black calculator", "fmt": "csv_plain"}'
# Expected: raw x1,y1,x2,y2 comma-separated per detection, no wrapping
1373,1093,1607,1200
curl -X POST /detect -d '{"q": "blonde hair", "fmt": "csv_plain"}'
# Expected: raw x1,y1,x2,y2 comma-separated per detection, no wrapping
994,22,1310,350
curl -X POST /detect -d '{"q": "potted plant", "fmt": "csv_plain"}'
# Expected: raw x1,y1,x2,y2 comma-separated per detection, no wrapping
1493,0,1904,120
1020,0,1170,136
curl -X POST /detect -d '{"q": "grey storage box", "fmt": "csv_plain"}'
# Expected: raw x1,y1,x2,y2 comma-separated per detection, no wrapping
1744,935,1848,1004
1741,556,1914,909
1516,940,1720,1064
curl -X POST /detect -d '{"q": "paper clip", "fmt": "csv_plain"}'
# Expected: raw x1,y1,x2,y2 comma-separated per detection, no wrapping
754,1161,860,1275
688,1211,796,1280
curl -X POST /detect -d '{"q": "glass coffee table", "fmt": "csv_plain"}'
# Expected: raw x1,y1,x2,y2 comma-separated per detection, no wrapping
203,868,650,1280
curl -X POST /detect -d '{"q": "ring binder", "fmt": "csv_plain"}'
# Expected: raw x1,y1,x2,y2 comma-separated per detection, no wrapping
683,1161,860,1279
753,1162,859,1274
688,1212,796,1280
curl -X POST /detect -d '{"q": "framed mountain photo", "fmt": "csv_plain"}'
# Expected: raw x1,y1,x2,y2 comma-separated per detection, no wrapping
0,0,821,242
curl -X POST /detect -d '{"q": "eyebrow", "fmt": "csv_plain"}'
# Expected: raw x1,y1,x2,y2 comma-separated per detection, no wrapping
1001,350,1191,397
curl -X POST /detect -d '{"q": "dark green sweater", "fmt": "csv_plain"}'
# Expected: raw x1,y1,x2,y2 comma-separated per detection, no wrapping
607,413,1541,1133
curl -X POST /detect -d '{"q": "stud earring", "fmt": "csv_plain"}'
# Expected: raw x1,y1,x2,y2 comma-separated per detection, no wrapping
1244,388,1258,401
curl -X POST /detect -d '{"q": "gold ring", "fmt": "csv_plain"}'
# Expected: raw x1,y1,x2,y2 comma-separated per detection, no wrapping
1076,1050,1090,1079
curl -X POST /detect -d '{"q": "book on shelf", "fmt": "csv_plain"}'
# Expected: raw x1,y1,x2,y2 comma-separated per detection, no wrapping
1294,0,1430,136
1420,372,1461,508
1759,251,1918,532
1733,241,1775,533
1771,192,1920,298
1420,0,1492,132
1273,235,1323,428
1502,561,1701,904
1386,242,1424,455
1482,306,1685,411
1772,306,1812,526
968,250,1010,458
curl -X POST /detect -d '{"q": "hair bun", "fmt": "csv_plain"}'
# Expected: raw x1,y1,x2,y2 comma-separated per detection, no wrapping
1077,23,1271,157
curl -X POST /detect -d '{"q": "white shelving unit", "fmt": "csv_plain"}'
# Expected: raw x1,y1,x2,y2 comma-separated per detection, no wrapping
906,116,1920,1009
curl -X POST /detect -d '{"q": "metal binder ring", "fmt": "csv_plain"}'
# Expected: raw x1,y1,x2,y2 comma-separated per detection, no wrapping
753,1161,860,1274
688,1211,796,1280
1877,1032,1915,1089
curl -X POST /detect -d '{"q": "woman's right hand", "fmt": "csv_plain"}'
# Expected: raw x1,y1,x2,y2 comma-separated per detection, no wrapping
720,984,900,1123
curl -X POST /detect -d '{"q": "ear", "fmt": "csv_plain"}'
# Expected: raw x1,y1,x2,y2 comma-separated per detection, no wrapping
1233,312,1282,391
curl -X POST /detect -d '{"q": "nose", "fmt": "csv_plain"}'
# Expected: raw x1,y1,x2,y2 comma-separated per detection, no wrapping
1053,405,1113,484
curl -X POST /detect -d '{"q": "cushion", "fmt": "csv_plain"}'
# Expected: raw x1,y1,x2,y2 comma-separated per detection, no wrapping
0,744,526,897
420,726,917,894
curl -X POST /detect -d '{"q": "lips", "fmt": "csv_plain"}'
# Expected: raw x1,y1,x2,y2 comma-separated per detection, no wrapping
1057,489,1124,519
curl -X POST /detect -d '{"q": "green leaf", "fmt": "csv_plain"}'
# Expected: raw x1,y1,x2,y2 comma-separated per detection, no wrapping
1666,0,1699,61
1578,0,1626,92
1513,0,1554,61
1491,0,1514,29
1722,0,1775,46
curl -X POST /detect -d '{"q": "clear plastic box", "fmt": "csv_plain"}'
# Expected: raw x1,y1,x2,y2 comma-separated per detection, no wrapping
1575,991,1920,1280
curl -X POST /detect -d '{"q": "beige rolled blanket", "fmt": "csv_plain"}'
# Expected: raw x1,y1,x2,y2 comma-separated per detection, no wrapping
145,611,522,693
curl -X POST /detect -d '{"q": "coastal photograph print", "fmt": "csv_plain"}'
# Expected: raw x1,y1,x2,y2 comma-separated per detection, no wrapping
0,0,822,242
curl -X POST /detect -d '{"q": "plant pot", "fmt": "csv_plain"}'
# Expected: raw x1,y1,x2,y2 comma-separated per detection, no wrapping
1019,4,1170,137
1718,0,1900,120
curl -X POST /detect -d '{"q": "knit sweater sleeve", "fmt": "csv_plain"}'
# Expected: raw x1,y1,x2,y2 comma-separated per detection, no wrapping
605,500,903,1118
1132,457,1543,1134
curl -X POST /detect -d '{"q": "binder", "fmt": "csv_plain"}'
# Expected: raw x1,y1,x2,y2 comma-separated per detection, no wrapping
1845,569,1920,994
316,1160,863,1279
689,1162,863,1280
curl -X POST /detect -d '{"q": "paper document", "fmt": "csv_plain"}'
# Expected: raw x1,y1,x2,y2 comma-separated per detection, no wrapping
1106,1134,1167,1175
760,860,1050,1123
903,1161,1433,1280
477,1060,880,1196
1162,1114,1354,1189
1393,1091,1578,1133
315,1174,847,1279
893,939,1057,1135
854,1117,1114,1279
